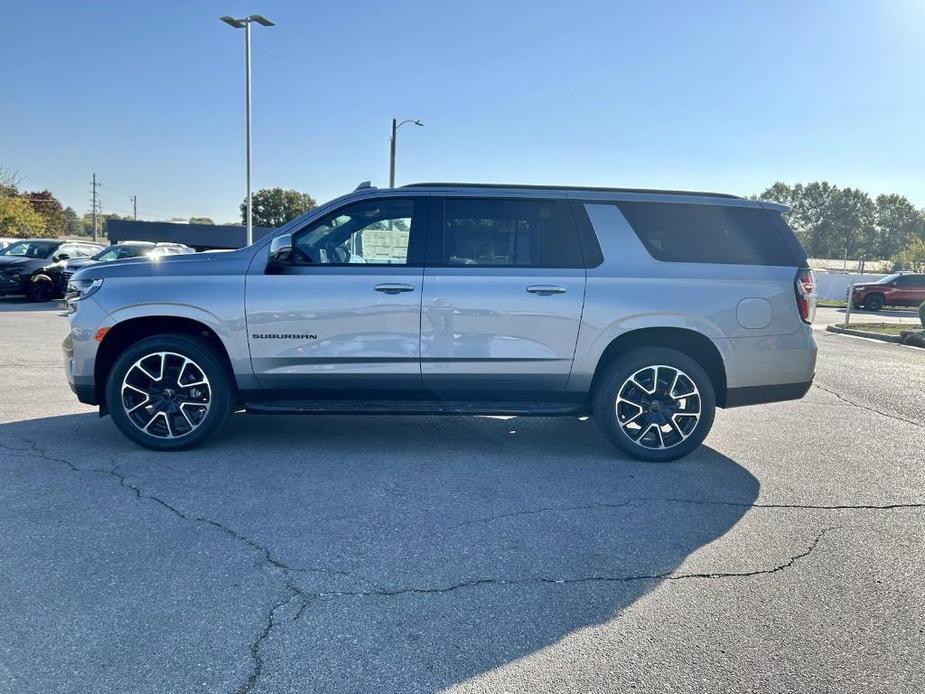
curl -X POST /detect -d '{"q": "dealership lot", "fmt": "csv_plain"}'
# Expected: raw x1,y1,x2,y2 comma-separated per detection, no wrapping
0,297,922,693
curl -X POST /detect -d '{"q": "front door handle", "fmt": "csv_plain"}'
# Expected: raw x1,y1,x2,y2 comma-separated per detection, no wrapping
374,283,416,294
526,285,567,295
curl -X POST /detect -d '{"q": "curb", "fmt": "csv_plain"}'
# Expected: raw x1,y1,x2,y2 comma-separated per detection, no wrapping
826,325,901,343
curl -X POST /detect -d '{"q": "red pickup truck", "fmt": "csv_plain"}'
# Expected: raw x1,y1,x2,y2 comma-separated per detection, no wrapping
851,273,925,311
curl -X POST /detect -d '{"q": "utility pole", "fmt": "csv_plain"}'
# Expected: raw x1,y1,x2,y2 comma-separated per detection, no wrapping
91,173,99,242
132,195,137,220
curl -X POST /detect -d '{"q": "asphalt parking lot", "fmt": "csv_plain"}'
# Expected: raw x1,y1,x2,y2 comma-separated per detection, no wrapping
1,297,922,694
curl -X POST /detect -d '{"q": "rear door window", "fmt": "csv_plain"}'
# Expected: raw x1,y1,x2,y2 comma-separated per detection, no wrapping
616,201,807,266
895,275,925,288
435,198,584,268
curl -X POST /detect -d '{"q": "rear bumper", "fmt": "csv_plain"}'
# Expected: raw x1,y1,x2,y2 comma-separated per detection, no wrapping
724,379,813,408
720,326,817,396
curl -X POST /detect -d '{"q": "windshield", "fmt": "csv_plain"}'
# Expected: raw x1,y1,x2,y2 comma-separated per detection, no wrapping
92,245,152,262
0,241,58,258
874,273,901,284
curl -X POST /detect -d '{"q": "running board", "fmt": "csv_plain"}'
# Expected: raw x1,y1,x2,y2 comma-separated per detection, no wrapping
243,400,585,416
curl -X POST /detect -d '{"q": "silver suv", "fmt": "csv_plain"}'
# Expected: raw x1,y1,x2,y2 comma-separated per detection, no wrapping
63,183,817,461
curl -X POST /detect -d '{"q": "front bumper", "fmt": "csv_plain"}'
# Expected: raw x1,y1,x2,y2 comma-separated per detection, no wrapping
0,273,25,295
63,296,111,405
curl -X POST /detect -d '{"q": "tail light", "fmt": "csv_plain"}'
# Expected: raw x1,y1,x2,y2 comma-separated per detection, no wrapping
795,268,816,324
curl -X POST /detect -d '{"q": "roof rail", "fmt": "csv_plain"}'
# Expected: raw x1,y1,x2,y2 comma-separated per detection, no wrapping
402,182,741,199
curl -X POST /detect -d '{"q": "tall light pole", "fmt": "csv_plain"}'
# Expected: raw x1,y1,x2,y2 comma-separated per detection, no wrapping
220,14,274,246
389,118,423,188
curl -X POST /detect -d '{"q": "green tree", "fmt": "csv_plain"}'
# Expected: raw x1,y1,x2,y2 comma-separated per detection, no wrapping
64,207,81,236
22,190,67,237
0,194,47,237
874,194,924,258
242,188,316,227
825,188,876,260
188,217,214,225
892,236,925,272
759,181,841,257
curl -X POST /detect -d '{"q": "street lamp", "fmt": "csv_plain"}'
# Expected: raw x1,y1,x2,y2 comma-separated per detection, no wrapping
220,14,274,246
389,118,423,188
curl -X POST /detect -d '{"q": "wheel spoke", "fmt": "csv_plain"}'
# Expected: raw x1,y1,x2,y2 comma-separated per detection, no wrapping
126,397,151,414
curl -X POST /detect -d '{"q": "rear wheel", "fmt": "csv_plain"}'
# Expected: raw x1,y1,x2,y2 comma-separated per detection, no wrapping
106,334,233,451
593,347,716,462
863,294,884,311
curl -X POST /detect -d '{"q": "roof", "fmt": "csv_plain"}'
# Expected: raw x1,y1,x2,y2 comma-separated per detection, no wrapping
402,182,742,199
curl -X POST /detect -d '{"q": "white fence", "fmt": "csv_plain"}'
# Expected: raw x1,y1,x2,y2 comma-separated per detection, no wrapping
809,258,892,273
814,271,887,301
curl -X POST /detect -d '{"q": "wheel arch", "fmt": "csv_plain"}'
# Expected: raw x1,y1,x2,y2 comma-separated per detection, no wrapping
590,327,728,407
94,316,237,407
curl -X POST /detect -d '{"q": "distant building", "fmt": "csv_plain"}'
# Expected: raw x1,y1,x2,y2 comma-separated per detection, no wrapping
106,220,274,251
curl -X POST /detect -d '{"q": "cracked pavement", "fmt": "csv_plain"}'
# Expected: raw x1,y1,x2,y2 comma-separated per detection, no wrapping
0,297,923,693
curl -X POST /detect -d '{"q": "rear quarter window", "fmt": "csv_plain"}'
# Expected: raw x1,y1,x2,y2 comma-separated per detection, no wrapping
617,201,807,267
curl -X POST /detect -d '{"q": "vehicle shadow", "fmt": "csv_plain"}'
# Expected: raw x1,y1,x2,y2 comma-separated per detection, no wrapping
1,412,759,692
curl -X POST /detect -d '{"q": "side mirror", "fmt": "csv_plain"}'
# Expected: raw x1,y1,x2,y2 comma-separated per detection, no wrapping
55,253,70,261
268,234,294,265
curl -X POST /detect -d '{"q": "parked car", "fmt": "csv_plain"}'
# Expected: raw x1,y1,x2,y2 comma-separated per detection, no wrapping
39,241,194,298
850,273,925,311
63,183,817,461
0,238,104,301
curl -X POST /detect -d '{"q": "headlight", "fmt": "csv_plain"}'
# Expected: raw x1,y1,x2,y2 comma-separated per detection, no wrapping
66,278,103,301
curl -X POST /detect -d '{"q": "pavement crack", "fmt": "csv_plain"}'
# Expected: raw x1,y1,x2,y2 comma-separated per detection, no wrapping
453,497,921,528
236,588,304,694
813,383,922,428
659,497,924,511
0,438,327,694
314,527,838,599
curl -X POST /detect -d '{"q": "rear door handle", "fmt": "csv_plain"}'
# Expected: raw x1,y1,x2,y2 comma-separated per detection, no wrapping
374,283,415,294
526,285,567,295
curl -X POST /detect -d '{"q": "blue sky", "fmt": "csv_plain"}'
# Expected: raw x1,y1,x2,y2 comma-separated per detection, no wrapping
3,0,923,223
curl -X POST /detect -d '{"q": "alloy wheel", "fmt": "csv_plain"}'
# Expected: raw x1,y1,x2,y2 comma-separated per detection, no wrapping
120,351,211,439
615,364,701,450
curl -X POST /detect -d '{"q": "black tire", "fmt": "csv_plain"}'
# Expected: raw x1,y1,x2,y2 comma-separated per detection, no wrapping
26,274,54,302
106,333,233,451
593,347,716,462
863,294,884,311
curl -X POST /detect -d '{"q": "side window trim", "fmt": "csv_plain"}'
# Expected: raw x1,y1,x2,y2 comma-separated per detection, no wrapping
568,200,605,269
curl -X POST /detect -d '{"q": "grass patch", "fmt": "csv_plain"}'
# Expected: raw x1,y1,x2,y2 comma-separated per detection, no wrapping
846,323,919,336
818,299,848,308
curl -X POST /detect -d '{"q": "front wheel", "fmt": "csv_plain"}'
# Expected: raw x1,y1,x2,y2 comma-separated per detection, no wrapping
863,294,884,311
26,274,54,302
593,347,716,462
106,334,233,451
